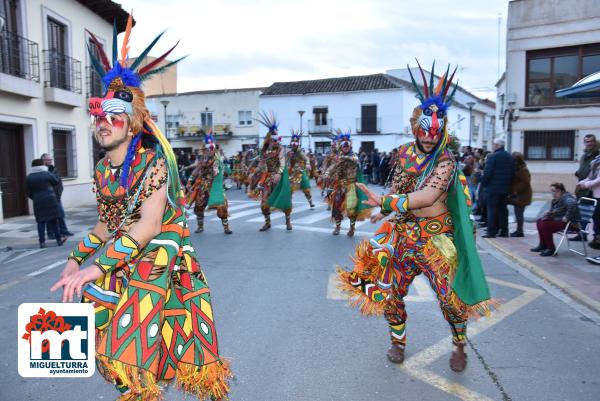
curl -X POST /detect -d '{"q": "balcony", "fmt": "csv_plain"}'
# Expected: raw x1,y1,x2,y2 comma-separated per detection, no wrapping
308,119,332,134
43,50,82,107
356,117,381,134
0,30,41,98
85,65,103,98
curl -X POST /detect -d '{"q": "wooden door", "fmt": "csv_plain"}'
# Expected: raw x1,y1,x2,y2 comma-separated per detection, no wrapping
0,123,28,217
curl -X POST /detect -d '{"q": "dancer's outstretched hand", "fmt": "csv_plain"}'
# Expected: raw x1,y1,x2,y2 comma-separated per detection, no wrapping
356,183,380,207
51,265,103,303
370,212,385,224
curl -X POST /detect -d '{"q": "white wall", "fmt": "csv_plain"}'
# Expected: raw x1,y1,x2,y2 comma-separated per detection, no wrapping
259,89,412,154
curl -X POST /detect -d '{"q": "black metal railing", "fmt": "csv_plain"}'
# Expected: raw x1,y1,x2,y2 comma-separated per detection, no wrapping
86,65,103,98
308,119,332,133
356,117,381,133
43,50,81,93
0,30,40,81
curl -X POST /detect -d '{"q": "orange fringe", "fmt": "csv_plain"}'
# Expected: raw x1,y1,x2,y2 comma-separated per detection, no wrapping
176,359,233,401
336,267,386,316
96,354,232,401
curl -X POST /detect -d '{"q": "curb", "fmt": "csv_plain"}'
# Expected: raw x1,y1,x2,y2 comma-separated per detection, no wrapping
481,237,600,314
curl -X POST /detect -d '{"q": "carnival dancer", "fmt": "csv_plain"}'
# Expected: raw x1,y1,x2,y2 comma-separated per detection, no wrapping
232,151,245,190
287,130,315,208
337,61,494,373
50,14,231,400
317,136,339,197
327,131,371,236
248,112,292,231
187,133,232,234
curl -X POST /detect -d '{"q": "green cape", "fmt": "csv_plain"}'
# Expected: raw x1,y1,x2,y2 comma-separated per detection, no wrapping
207,160,226,208
267,165,292,211
300,170,311,190
356,169,372,215
447,170,491,305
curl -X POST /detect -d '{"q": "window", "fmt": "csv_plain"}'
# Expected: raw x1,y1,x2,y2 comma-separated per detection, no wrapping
360,105,378,133
313,107,328,126
314,141,331,156
52,128,77,177
238,111,252,125
200,112,213,129
526,44,600,107
524,130,575,161
86,36,104,97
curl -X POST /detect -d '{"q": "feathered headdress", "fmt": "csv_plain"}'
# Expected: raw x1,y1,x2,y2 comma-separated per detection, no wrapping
204,131,216,151
86,12,186,206
332,128,352,149
290,129,302,147
407,59,459,113
256,111,281,145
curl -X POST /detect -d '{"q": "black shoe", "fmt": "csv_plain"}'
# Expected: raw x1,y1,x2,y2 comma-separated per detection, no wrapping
530,244,545,252
482,234,496,239
585,256,600,265
61,231,75,236
56,237,66,246
510,231,524,237
499,233,509,238
540,249,555,256
39,241,46,249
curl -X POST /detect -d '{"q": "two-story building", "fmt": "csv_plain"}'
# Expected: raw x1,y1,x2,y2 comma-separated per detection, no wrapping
259,72,495,155
503,0,600,192
0,0,129,223
148,88,264,158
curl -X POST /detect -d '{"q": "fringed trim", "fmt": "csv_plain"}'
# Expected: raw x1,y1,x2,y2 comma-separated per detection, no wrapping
336,267,386,317
466,298,501,320
96,355,163,401
247,190,261,200
176,359,233,401
351,240,383,279
355,208,372,222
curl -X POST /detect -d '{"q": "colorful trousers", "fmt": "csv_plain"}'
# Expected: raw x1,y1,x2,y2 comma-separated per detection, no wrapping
384,216,468,348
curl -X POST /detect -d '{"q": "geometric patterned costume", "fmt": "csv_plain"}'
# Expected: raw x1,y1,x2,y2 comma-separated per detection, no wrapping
287,130,315,208
73,14,231,400
338,61,493,372
187,135,231,234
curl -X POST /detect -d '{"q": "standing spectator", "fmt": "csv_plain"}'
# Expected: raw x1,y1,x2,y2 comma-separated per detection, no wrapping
462,153,477,210
575,134,598,198
41,153,73,238
26,159,65,248
508,152,532,237
576,152,600,249
481,138,514,238
531,183,578,256
371,149,380,184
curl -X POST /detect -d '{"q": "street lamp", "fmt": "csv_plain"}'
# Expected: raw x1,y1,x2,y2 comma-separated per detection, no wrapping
298,110,307,150
466,101,475,148
160,100,170,138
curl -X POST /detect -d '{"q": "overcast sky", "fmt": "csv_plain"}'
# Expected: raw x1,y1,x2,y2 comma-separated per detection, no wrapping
118,0,509,99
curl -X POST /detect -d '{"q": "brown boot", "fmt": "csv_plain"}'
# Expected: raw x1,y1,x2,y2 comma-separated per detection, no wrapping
195,218,204,233
387,343,405,364
332,224,341,235
347,221,355,237
222,219,232,235
286,215,292,230
449,343,467,372
260,214,271,231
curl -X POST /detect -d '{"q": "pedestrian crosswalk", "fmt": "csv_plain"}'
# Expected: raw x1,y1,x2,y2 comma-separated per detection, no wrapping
327,272,437,302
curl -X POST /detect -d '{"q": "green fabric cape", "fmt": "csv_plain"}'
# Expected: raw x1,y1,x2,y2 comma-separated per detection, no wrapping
447,170,491,305
267,165,292,211
300,170,311,190
356,170,372,214
207,160,226,208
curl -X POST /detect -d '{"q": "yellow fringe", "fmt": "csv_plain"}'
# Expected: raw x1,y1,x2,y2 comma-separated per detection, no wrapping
97,355,162,401
176,359,233,401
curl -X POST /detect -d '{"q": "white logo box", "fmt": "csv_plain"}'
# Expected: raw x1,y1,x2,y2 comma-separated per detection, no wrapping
18,303,95,378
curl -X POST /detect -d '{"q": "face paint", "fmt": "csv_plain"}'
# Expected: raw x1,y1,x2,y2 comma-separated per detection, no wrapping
417,104,445,142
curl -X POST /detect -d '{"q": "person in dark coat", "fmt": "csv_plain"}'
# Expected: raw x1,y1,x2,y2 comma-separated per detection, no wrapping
25,159,65,248
41,153,74,238
481,138,514,238
574,134,598,199
509,152,532,237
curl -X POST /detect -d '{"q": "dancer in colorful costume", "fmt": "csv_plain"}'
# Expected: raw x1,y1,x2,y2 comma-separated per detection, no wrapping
327,131,371,236
50,14,231,400
231,151,245,190
187,133,232,234
287,130,315,208
337,61,494,372
317,136,339,196
248,112,291,231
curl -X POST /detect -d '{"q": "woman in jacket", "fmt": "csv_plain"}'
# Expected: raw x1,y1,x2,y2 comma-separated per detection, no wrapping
577,153,600,249
509,152,532,237
531,183,578,256
25,159,65,248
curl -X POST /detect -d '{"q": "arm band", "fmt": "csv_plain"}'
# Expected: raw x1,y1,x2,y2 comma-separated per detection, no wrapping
67,232,105,265
93,233,141,274
381,194,408,214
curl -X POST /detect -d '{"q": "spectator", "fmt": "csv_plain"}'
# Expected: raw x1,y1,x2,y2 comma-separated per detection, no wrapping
508,152,532,237
371,149,381,184
40,153,74,238
481,138,514,238
576,152,600,249
26,159,65,248
575,134,598,199
531,183,578,256
462,153,477,209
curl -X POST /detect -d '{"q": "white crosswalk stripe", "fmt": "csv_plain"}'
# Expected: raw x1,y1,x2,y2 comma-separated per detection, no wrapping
294,211,331,224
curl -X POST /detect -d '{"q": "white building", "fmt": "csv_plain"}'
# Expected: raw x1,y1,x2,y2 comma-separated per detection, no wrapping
148,87,264,157
0,0,129,222
504,0,600,192
259,72,495,156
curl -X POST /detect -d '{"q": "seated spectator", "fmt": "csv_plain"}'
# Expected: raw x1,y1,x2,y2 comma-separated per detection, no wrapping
530,183,579,257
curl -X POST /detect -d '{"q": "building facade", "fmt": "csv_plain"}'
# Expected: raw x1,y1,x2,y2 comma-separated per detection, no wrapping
148,87,264,157
260,72,495,156
504,0,600,192
0,0,128,222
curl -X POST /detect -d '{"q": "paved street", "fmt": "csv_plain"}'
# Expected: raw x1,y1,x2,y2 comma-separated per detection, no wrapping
1,186,599,401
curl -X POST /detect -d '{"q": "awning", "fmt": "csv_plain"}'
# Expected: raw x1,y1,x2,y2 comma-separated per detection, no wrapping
555,71,600,98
